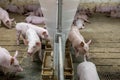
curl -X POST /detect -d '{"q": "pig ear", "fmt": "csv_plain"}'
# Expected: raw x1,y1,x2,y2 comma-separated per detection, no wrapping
10,57,14,65
14,50,18,58
10,18,14,22
42,31,46,35
80,42,84,47
36,42,41,46
87,40,92,45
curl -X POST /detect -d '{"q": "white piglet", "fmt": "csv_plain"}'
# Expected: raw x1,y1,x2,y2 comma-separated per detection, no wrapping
0,47,23,74
16,22,50,45
68,26,91,58
77,55,100,80
26,28,42,61
0,7,14,29
25,15,45,25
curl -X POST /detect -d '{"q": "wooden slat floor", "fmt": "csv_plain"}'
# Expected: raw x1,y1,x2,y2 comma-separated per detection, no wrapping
73,13,120,80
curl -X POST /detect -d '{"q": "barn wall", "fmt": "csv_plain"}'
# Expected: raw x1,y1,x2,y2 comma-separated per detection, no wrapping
0,0,120,8
79,0,120,8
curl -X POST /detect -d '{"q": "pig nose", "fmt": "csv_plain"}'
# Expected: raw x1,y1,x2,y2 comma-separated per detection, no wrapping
20,68,23,72
18,68,23,72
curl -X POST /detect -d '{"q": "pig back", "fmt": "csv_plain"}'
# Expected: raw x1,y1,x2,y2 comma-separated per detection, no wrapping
0,47,11,67
77,61,100,80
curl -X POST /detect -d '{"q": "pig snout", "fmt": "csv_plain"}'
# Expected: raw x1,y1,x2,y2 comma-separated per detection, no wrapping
17,67,23,72
27,52,32,56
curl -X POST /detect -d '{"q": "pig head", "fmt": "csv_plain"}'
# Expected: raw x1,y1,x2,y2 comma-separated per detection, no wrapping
8,51,23,73
27,42,41,56
3,18,14,29
68,26,91,58
0,48,23,74
74,40,91,58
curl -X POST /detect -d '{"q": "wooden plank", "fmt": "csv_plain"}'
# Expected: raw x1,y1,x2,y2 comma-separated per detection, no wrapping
90,42,120,48
85,38,120,43
89,59,120,66
0,40,17,45
0,45,27,52
90,53,120,59
96,66,120,72
0,40,25,45
90,47,120,53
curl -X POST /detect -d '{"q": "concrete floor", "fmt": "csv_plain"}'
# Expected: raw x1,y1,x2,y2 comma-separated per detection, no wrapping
0,13,120,80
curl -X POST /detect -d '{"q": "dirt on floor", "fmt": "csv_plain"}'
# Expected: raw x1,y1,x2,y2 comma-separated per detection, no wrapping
0,12,120,80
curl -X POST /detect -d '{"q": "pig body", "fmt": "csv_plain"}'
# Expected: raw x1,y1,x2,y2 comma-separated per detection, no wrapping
25,7,43,17
34,7,43,17
16,22,49,45
0,7,14,28
75,18,85,29
6,4,24,14
25,16,45,25
110,10,120,18
26,28,42,61
0,47,23,74
77,56,100,80
68,26,91,57
24,4,39,12
95,5,117,13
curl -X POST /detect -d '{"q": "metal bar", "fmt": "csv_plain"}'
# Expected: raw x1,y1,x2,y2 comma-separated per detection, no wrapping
58,35,64,80
57,0,64,79
54,34,59,80
57,0,62,32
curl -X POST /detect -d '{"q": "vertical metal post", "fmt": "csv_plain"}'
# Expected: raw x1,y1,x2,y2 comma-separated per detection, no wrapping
57,0,64,80
57,0,62,32
58,35,64,80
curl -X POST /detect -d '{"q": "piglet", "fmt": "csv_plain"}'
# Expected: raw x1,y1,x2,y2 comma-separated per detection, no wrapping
25,28,42,61
24,4,39,12
110,10,120,18
25,15,45,25
34,7,43,17
15,22,50,45
6,4,24,14
68,26,91,58
0,7,14,29
0,47,23,75
77,55,100,80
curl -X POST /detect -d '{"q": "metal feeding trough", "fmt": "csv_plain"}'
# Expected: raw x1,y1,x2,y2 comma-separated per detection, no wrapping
39,0,79,80
41,41,74,80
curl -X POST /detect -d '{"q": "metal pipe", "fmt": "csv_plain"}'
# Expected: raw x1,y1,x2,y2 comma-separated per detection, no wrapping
58,35,64,80
57,0,62,32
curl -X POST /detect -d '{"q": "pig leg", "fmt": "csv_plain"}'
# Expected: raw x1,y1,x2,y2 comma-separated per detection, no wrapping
38,50,42,62
74,47,79,57
0,20,1,27
31,54,35,62
83,18,90,23
32,52,38,62
16,30,21,45
86,53,90,59
21,34,28,45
